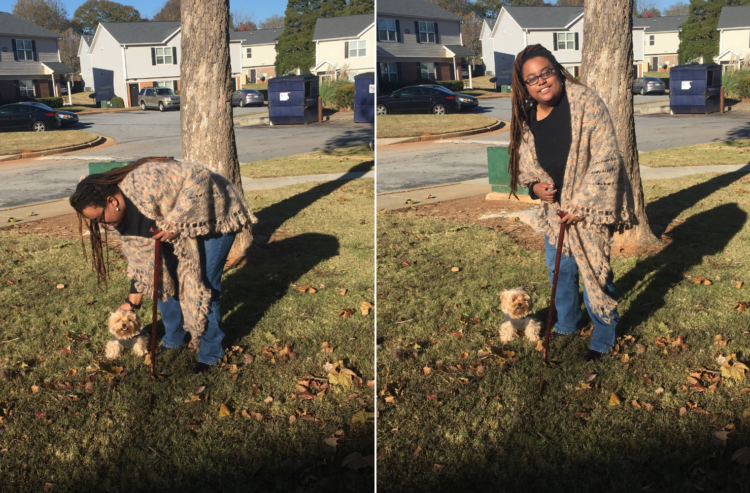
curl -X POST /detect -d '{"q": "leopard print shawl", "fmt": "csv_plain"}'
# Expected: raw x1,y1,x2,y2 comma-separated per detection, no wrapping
517,81,635,321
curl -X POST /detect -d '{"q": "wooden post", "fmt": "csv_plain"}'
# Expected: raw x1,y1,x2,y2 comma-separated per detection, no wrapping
318,96,322,123
720,85,725,113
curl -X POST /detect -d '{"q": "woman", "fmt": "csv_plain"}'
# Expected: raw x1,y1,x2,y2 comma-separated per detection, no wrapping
508,45,635,361
70,157,257,373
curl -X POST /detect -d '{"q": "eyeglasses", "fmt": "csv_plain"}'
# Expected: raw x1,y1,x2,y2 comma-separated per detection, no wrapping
524,67,556,86
92,207,115,229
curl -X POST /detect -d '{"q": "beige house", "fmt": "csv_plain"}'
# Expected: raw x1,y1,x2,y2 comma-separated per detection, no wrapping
231,28,281,83
716,6,750,72
82,21,244,107
633,16,683,72
312,14,374,81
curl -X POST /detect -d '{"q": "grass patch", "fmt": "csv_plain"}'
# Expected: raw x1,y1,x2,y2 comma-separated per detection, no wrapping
240,145,374,179
0,131,99,156
377,115,498,138
376,171,750,491
68,91,97,107
470,75,498,90
0,177,375,491
242,82,268,90
640,139,750,167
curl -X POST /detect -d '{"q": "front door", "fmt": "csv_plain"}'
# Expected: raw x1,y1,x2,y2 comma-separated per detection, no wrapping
250,69,257,84
651,57,659,71
129,84,139,108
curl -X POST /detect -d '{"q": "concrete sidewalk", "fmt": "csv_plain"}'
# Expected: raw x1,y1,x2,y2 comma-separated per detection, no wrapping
0,170,374,226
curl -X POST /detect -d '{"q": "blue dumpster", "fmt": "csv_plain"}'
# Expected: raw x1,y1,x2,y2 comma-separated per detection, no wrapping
353,72,375,124
669,63,722,114
268,75,319,125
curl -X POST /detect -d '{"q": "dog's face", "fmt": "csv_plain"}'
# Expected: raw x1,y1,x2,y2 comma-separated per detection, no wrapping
108,310,142,340
500,288,533,319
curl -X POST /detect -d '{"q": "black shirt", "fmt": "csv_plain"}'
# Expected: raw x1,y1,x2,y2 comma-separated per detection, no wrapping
115,194,157,294
528,87,572,198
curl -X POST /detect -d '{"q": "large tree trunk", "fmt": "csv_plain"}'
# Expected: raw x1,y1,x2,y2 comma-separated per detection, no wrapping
581,0,659,246
180,0,252,265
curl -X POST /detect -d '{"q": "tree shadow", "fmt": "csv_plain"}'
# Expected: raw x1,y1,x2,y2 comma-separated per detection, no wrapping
318,126,374,152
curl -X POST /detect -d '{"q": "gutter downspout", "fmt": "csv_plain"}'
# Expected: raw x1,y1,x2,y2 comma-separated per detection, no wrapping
121,45,129,107
468,56,473,89
524,29,528,47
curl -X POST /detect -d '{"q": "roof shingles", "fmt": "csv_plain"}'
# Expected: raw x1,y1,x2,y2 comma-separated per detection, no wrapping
632,16,684,32
0,11,61,38
718,6,750,30
101,21,180,44
377,0,462,22
502,6,583,29
313,14,373,41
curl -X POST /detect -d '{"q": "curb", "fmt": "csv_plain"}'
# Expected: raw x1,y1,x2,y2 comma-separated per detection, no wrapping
71,107,140,116
0,135,108,162
235,112,354,127
379,119,506,144
634,104,670,115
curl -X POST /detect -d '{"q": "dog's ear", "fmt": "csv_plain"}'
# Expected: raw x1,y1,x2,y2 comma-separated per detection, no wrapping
499,289,508,304
523,294,530,301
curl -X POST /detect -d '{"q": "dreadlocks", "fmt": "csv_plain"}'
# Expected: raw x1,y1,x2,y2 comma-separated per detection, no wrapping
508,44,580,197
69,156,177,289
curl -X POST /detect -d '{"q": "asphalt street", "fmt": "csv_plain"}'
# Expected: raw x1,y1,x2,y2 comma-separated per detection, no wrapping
0,109,373,209
377,95,750,193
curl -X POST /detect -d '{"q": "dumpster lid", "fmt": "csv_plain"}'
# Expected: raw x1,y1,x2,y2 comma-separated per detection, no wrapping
354,72,375,80
269,74,318,83
670,63,721,71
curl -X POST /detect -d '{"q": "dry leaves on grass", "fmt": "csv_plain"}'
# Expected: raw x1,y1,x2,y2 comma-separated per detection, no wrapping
734,302,749,312
609,393,621,406
338,308,355,319
328,361,358,390
219,403,231,417
351,409,375,424
297,285,317,294
720,354,749,383
342,452,373,470
261,344,295,365
360,301,374,315
733,448,750,465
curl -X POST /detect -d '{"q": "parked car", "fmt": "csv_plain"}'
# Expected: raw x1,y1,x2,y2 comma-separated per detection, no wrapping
138,87,180,111
0,103,59,132
426,84,479,110
18,102,78,127
376,86,460,115
461,68,469,78
231,89,265,107
632,77,666,95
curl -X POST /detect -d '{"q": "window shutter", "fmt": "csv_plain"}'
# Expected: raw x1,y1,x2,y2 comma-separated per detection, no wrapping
574,32,579,51
173,80,178,90
11,39,18,61
574,66,579,78
415,21,421,43
31,40,37,61
552,33,557,51
396,63,402,81
172,47,177,64
345,41,349,59
395,20,401,42
434,23,440,44
151,48,156,65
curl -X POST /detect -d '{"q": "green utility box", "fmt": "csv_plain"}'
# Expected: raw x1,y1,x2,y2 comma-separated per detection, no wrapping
487,147,528,195
99,101,113,108
500,85,511,93
88,161,132,175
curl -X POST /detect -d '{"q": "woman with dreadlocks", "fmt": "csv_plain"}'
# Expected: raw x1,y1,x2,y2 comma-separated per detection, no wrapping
70,157,257,373
508,45,635,361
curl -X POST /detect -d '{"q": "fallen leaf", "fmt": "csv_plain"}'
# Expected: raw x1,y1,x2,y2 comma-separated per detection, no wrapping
298,285,316,294
575,383,591,391
451,267,459,272
734,302,749,312
143,353,151,366
422,366,431,375
733,447,750,465
338,308,355,319
433,463,443,472
413,445,422,460
338,289,347,296
288,416,296,424
360,301,374,316
342,452,372,470
184,395,200,403
351,409,375,424
56,284,64,289
385,396,395,403
322,437,339,453
264,396,273,404
736,282,745,289
31,385,39,393
535,340,544,352
243,354,254,365
585,373,597,383
680,407,687,416
655,387,664,395
609,393,621,406
218,404,231,417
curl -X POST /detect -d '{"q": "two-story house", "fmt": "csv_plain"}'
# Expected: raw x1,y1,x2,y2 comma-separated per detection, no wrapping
0,11,73,103
715,6,750,72
83,21,244,107
78,34,94,91
483,6,584,86
312,14,375,81
377,0,474,86
231,28,281,83
633,15,683,72
479,17,496,75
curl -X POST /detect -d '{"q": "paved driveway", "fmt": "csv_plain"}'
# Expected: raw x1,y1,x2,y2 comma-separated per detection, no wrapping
0,110,373,209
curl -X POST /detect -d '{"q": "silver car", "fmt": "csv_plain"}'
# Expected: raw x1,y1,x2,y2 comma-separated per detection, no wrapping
632,77,666,95
231,89,265,107
138,87,180,111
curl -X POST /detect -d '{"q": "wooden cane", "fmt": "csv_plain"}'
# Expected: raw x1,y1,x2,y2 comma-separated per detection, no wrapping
150,233,161,378
543,210,568,365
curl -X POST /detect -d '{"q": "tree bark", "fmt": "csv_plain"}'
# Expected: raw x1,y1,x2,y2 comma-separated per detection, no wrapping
180,0,252,265
581,0,659,246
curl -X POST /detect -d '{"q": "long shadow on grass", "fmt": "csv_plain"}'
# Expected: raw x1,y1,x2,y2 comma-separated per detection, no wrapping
319,126,374,152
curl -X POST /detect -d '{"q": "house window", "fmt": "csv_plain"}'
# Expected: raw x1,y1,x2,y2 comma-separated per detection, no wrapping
19,79,34,97
154,81,175,90
349,40,367,58
16,39,33,61
419,22,436,43
378,18,397,42
649,35,654,46
556,32,575,50
155,47,172,64
246,47,252,58
380,62,398,82
420,62,436,80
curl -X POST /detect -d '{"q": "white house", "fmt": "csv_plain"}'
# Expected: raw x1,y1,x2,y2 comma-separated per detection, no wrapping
633,15,683,72
78,34,94,91
715,6,750,72
312,14,375,81
230,28,281,83
82,21,244,107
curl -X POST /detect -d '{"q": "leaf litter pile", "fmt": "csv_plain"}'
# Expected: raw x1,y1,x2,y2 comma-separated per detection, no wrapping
0,179,374,491
377,172,750,492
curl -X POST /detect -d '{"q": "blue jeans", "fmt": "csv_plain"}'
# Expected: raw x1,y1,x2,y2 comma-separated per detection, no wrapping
544,234,618,353
158,232,236,364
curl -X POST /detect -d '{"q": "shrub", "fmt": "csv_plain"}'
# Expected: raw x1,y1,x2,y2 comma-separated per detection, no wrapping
737,75,750,101
330,84,355,110
35,97,63,108
722,69,750,99
435,80,464,92
319,79,351,107
110,96,125,108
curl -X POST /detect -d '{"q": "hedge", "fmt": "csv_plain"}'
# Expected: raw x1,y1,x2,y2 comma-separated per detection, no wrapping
331,84,355,110
110,96,125,108
35,97,63,108
378,79,465,95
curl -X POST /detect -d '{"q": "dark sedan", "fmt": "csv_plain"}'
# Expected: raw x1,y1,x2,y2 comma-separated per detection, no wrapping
632,76,666,95
426,84,479,110
0,103,59,132
231,89,265,107
19,102,78,126
376,86,460,115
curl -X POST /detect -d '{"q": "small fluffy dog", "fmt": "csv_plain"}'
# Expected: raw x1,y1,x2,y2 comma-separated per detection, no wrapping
105,310,149,360
499,287,542,344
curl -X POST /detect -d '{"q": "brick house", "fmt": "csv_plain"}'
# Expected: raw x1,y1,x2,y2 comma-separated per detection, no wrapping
312,14,375,81
0,11,73,103
377,0,474,86
633,15,683,72
230,28,281,84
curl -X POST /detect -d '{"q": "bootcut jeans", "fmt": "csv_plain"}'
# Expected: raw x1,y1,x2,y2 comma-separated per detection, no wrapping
544,233,618,353
158,232,236,364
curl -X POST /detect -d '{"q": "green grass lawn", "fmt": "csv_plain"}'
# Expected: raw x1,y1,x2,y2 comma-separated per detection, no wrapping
641,139,750,167
240,145,374,179
377,115,498,138
242,82,268,90
470,75,497,90
0,131,100,156
376,171,750,492
0,176,375,491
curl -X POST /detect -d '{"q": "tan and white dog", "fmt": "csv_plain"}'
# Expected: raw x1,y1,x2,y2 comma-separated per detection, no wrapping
105,310,149,360
499,287,542,344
